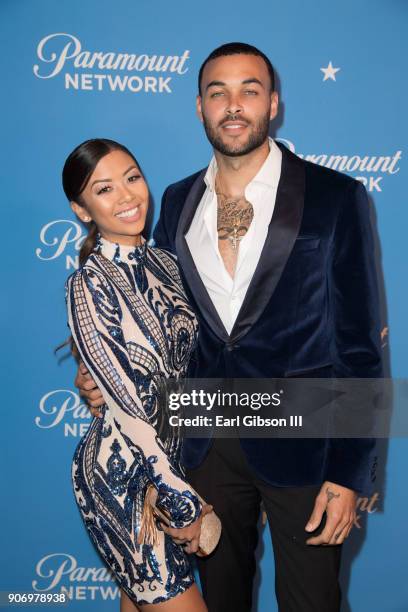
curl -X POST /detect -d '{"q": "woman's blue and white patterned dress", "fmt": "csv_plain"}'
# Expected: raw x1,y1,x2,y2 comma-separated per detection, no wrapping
65,236,201,605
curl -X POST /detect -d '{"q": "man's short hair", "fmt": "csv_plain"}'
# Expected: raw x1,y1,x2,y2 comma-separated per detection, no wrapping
198,42,275,95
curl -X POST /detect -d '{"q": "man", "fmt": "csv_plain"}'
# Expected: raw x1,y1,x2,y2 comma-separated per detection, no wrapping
77,43,382,611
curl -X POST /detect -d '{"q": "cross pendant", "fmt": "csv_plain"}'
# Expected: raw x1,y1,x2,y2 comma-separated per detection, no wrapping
229,228,240,249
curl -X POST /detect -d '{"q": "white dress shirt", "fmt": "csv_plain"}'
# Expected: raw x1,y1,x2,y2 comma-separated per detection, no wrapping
185,138,282,334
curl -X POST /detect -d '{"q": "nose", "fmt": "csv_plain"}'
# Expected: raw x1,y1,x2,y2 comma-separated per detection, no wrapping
118,187,133,205
226,93,243,115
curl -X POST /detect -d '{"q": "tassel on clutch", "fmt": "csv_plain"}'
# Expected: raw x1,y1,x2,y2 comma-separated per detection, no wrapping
138,484,161,547
138,484,221,556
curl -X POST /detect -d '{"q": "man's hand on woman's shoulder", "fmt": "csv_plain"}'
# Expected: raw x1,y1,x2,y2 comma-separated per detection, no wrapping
75,362,104,417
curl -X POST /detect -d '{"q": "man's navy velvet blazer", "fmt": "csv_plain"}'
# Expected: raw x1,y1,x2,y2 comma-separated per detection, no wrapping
153,143,382,493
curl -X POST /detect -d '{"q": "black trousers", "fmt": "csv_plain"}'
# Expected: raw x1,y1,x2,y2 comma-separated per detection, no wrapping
186,437,342,612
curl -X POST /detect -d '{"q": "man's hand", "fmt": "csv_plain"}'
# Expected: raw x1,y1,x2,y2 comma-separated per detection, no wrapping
305,481,357,545
159,503,213,554
75,361,104,417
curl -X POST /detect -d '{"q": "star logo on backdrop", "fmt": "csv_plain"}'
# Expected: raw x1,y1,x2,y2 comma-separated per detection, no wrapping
320,61,340,82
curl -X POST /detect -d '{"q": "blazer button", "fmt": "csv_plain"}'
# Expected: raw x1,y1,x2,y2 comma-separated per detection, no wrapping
226,343,240,352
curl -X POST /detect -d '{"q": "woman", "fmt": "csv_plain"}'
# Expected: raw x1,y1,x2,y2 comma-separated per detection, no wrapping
63,138,216,611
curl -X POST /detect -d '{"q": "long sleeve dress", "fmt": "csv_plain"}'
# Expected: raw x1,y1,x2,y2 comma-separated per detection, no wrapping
65,235,201,606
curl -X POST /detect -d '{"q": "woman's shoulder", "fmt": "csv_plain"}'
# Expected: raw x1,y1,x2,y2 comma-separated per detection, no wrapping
149,246,183,287
148,246,182,283
65,254,111,294
149,245,178,262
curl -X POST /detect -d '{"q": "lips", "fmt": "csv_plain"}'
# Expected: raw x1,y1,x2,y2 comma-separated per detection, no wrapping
221,121,248,128
220,120,249,135
115,205,140,221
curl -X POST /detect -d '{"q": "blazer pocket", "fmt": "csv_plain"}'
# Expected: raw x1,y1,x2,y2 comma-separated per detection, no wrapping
284,363,333,377
293,236,320,252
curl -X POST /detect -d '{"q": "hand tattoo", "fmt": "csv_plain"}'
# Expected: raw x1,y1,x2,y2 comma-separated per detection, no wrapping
326,487,341,504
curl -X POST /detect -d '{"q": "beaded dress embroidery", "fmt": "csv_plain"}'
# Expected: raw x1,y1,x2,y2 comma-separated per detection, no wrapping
66,236,200,605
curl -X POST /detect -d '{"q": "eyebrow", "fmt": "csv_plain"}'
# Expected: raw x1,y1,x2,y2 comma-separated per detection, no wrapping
91,165,139,187
242,78,264,87
206,77,264,91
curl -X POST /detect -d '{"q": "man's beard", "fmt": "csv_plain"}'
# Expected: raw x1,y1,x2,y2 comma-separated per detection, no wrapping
202,110,271,157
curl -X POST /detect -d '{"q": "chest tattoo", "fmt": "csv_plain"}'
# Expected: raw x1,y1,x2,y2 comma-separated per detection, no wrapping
216,192,254,250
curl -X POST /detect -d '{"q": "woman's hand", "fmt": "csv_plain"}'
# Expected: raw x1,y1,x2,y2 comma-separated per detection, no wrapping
159,503,213,554
75,361,104,416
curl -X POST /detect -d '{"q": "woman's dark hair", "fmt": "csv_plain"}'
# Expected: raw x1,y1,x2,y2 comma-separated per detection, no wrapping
62,138,140,266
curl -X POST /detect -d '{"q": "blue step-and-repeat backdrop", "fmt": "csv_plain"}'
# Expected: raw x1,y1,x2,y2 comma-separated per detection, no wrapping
1,1,407,610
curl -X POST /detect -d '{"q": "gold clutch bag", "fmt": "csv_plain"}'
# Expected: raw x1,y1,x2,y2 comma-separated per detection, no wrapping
138,484,221,557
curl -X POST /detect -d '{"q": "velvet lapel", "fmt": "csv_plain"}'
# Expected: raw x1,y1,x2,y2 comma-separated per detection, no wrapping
228,145,305,344
175,169,230,342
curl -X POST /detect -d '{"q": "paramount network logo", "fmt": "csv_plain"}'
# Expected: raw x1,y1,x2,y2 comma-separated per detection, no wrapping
35,219,156,269
33,33,190,94
32,553,118,601
277,138,402,192
35,389,91,437
36,220,84,270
